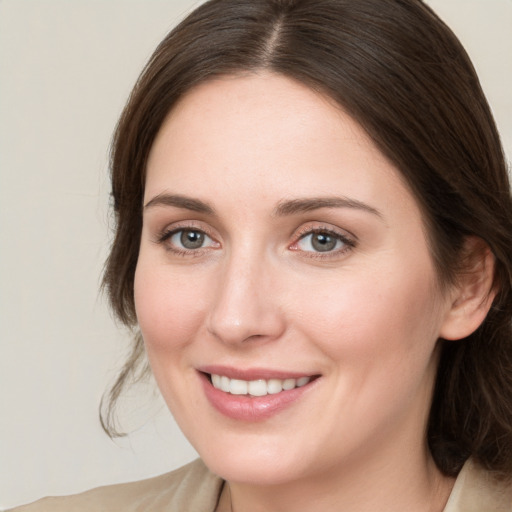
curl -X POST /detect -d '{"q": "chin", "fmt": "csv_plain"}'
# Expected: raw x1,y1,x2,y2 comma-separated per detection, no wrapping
191,428,317,486
203,451,299,485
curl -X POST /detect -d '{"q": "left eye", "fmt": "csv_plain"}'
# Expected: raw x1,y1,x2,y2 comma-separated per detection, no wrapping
169,229,215,250
296,231,346,253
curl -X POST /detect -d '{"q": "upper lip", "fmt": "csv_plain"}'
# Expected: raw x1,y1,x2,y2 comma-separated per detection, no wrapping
198,365,318,381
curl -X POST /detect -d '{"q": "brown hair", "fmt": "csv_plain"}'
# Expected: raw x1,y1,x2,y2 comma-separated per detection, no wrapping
101,0,512,477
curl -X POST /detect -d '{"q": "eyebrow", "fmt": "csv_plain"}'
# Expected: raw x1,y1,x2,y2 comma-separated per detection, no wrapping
274,196,383,218
144,193,215,215
144,193,383,219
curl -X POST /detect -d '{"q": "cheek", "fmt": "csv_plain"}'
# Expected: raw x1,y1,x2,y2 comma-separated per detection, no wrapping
296,261,443,369
133,260,209,354
292,264,444,442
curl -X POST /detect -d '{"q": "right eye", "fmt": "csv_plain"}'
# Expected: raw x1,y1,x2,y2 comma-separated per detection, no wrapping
158,228,218,254
173,229,211,249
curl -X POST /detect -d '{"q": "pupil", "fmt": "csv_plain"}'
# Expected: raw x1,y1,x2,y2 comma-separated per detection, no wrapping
312,233,336,252
181,230,204,249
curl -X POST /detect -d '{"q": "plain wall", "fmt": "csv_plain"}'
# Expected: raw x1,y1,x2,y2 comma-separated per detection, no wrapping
0,0,511,508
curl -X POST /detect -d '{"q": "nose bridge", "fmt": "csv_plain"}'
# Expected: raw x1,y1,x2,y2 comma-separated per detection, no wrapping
207,243,284,345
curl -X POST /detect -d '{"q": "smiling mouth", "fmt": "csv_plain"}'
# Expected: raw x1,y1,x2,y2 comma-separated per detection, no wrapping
207,373,318,396
200,370,321,420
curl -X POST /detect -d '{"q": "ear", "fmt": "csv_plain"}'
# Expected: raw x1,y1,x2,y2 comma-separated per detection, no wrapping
439,237,497,341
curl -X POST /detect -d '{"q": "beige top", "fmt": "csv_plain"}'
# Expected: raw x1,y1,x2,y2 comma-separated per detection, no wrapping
9,458,512,511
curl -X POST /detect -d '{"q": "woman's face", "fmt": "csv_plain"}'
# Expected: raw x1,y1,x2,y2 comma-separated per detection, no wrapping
135,73,455,485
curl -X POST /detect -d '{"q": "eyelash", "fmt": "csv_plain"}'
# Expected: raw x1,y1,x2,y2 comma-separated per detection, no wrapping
154,224,356,259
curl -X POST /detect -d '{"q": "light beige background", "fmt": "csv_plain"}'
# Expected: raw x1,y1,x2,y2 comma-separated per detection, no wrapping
0,0,511,508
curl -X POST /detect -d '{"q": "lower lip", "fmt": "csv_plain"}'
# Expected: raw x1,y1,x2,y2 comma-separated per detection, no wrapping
199,373,318,421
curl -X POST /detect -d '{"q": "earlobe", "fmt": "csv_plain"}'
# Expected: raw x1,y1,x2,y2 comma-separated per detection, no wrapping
439,237,497,341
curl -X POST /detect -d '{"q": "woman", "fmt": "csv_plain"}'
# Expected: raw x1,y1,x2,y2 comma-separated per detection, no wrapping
11,0,512,510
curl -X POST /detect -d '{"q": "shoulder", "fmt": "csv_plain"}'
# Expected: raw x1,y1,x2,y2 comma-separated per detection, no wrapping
444,459,512,512
7,459,224,512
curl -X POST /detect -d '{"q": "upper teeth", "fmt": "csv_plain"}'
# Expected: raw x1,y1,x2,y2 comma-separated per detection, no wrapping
211,374,311,396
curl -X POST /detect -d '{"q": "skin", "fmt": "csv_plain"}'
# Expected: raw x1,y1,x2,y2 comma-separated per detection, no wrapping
134,72,488,511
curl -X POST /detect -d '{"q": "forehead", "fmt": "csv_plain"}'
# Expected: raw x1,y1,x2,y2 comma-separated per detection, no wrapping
145,72,419,224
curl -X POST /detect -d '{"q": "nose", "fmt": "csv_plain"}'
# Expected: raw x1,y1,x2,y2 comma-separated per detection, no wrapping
206,251,286,346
